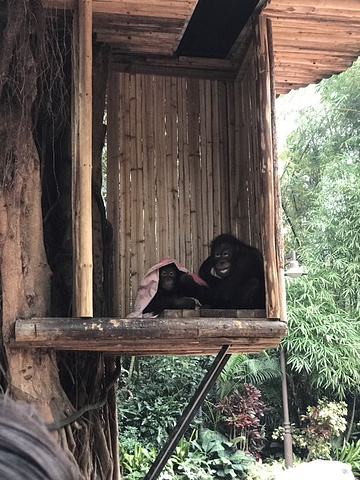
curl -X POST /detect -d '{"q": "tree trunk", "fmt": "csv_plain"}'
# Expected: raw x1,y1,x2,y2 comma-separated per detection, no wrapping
0,0,70,420
0,1,118,478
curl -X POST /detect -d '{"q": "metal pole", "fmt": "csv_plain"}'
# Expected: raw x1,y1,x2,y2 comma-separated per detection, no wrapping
144,345,231,480
280,347,293,468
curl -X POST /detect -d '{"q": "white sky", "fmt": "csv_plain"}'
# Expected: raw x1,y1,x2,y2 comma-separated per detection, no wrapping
275,83,320,152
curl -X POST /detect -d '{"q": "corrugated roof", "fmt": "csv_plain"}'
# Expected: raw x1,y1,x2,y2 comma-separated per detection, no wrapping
46,0,360,92
264,0,360,94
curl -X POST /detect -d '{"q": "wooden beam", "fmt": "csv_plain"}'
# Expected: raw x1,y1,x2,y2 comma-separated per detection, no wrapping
73,0,93,317
228,0,268,60
109,53,238,80
43,0,197,18
13,317,287,355
266,0,359,11
264,14,360,27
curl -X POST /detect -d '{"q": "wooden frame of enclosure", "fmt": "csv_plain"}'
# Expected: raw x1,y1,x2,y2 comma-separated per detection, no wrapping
14,8,287,355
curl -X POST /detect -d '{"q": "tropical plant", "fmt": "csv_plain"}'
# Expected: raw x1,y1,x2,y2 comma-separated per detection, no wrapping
216,354,281,399
165,431,214,479
118,356,210,447
119,442,157,479
245,458,286,480
334,439,360,479
216,384,266,455
205,352,281,432
280,58,360,406
273,398,348,460
301,399,347,459
194,429,256,479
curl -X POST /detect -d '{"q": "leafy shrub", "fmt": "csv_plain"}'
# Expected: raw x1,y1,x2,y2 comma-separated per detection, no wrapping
119,442,157,479
245,458,286,480
216,383,266,455
194,429,256,479
273,398,347,460
119,428,256,480
119,434,213,480
118,356,210,447
165,432,214,479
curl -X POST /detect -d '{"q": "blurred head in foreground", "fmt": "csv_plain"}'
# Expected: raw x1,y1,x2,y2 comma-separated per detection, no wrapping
0,395,80,480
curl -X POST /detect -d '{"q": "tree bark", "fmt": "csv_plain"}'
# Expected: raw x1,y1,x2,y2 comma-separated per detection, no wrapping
0,1,118,478
0,0,72,423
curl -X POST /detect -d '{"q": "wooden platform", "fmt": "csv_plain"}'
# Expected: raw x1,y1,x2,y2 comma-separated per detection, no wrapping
12,310,286,356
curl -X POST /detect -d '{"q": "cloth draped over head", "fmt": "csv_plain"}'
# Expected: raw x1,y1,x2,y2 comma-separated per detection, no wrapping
127,258,207,318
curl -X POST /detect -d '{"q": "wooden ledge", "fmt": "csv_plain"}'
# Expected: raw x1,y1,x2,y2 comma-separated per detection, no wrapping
13,311,287,356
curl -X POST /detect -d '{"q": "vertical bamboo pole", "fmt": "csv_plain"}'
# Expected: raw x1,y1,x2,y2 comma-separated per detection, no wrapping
249,57,262,249
165,77,179,260
205,80,214,242
255,15,280,319
211,80,221,237
218,81,230,233
266,27,292,466
123,74,131,315
155,76,167,260
73,0,93,317
233,80,246,241
135,75,145,290
107,72,121,316
199,80,209,259
187,78,200,271
178,78,191,267
143,75,156,269
226,82,236,236
118,73,128,315
129,74,139,300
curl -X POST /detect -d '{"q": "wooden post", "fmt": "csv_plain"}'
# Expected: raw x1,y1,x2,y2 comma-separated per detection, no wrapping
267,16,287,324
72,0,93,317
255,15,280,319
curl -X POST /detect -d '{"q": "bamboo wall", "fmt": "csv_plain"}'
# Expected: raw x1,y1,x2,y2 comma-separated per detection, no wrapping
107,16,281,318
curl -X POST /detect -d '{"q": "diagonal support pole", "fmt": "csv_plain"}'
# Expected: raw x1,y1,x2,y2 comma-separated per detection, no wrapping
144,345,231,480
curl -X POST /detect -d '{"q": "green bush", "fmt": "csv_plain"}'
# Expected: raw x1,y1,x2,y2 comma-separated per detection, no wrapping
245,459,285,480
119,442,157,479
118,356,210,447
194,429,256,479
273,398,347,460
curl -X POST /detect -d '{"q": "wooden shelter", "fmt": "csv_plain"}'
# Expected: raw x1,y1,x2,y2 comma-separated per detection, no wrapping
14,0,360,355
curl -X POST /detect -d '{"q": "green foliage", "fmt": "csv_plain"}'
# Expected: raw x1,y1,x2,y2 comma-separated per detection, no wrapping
300,399,347,459
118,356,210,447
216,384,266,455
334,440,360,479
245,457,303,480
283,274,360,397
205,353,281,433
245,458,286,480
280,58,360,401
194,429,256,479
119,442,157,479
119,428,255,480
119,431,214,480
217,354,281,399
163,432,214,480
273,398,347,460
